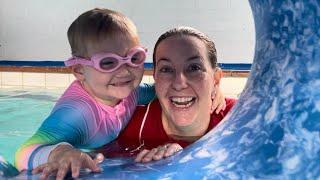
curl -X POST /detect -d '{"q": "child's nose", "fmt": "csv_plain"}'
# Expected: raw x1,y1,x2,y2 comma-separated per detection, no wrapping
114,64,131,76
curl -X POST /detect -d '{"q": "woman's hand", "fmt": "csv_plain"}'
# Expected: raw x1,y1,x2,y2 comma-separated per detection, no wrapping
211,84,226,114
135,143,182,163
32,144,103,180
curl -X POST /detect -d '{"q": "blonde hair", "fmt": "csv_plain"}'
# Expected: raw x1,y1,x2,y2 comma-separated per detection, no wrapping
67,8,138,58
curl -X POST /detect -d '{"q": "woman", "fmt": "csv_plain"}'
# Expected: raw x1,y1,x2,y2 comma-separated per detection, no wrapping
102,26,236,162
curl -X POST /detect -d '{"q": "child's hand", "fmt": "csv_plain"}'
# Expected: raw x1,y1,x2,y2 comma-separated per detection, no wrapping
32,144,103,180
134,143,182,163
211,84,226,114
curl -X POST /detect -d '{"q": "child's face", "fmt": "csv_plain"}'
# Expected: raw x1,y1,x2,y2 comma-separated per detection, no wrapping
79,35,144,106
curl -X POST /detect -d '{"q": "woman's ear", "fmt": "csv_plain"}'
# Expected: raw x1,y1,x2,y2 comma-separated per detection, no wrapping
213,67,223,86
72,64,85,81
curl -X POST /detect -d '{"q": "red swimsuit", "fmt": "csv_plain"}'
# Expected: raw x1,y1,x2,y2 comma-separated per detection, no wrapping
99,98,236,157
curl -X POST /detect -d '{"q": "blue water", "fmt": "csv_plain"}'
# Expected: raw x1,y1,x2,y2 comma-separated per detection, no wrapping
0,88,62,164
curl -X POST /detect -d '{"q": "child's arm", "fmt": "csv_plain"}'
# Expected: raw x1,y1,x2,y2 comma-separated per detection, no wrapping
211,85,227,114
31,144,103,180
14,107,88,171
136,83,156,105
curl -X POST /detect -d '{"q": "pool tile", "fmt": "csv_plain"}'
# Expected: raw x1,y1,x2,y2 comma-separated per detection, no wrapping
23,72,45,87
1,85,23,89
141,75,154,84
220,77,247,98
69,74,76,84
2,72,23,86
45,73,71,88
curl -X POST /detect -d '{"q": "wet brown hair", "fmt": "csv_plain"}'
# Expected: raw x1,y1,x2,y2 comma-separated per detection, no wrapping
153,26,218,69
67,8,138,58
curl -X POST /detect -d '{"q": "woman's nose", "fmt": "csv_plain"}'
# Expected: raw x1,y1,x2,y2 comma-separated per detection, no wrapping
171,72,188,91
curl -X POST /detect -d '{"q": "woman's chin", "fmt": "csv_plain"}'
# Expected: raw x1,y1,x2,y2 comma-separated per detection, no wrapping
170,112,196,127
174,120,194,128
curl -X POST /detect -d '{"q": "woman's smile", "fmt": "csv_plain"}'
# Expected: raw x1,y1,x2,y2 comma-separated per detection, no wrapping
170,96,196,108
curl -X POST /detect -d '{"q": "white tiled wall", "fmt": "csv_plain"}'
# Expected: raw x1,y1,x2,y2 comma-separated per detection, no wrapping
0,72,155,88
45,73,71,88
0,72,247,97
69,74,76,82
23,72,45,87
0,72,70,89
141,76,154,84
2,72,23,87
220,77,247,98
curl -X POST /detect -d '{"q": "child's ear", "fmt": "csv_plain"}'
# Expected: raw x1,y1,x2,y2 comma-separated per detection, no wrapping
72,64,85,81
213,67,223,86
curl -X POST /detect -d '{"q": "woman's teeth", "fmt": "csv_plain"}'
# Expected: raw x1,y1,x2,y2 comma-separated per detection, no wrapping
170,97,195,108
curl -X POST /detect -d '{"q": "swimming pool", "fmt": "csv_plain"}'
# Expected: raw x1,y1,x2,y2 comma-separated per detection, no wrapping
0,88,63,164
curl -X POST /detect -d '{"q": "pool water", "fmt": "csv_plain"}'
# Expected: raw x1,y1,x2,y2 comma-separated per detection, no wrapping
0,88,62,165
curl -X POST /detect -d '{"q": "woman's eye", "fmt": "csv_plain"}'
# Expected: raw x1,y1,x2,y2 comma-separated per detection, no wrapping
158,66,174,73
187,64,202,72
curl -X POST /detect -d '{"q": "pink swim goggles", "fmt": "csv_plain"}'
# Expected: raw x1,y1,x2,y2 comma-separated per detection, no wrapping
65,46,147,73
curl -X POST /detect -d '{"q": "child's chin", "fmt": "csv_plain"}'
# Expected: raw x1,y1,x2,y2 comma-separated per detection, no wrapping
113,89,133,99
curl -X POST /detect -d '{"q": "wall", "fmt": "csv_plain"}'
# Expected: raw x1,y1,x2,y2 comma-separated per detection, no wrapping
0,0,255,63
0,71,246,98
